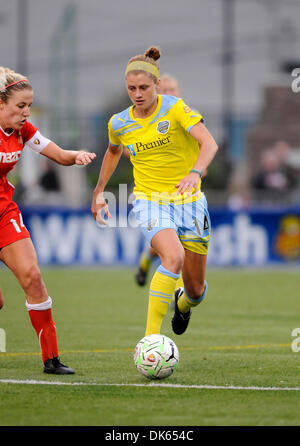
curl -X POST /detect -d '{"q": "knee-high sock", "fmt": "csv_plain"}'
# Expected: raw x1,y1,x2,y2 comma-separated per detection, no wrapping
171,274,184,303
175,274,184,290
145,265,180,336
26,297,58,362
178,281,208,314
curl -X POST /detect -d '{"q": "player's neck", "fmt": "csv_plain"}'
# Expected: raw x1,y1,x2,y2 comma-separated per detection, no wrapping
0,123,14,136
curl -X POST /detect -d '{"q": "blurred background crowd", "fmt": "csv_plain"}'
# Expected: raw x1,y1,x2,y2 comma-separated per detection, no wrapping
1,0,300,209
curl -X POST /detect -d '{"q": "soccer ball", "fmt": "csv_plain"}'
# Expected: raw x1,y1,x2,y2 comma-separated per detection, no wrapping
133,334,179,380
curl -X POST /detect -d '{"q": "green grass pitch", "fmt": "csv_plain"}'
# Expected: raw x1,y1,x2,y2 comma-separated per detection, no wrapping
0,267,299,426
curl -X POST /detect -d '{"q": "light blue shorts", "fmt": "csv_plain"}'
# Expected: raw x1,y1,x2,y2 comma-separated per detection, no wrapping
132,194,211,255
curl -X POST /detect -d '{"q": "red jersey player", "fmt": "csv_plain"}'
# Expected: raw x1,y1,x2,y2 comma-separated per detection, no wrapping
0,66,96,374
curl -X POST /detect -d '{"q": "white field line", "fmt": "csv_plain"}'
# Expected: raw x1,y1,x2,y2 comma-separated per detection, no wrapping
0,379,300,391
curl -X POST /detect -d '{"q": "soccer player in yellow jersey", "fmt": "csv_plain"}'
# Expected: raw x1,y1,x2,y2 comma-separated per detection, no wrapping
135,73,181,286
91,46,218,336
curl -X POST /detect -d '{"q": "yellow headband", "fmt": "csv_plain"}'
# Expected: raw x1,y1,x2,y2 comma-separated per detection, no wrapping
125,61,159,79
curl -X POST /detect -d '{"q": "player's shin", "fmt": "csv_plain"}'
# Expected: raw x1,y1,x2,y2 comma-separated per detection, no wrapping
145,265,179,336
26,297,59,362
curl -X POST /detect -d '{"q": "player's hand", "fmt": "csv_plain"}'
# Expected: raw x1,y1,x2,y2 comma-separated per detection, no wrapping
75,151,97,166
175,172,201,196
91,192,112,226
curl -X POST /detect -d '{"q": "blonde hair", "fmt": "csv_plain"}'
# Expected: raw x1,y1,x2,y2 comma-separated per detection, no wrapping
126,46,161,83
0,67,31,102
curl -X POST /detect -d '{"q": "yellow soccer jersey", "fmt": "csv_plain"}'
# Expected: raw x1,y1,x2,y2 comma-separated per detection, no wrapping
108,94,203,202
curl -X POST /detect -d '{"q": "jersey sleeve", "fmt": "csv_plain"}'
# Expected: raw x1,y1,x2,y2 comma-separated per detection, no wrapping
174,98,203,133
21,121,51,153
21,121,38,142
108,115,122,147
24,130,51,153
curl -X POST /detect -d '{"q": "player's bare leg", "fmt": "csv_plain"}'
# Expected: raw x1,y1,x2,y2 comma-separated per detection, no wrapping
181,249,207,299
0,239,48,304
0,288,4,309
172,249,208,335
0,239,74,374
151,229,184,275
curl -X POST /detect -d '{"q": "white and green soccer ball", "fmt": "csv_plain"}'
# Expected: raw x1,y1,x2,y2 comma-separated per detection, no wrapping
133,334,179,380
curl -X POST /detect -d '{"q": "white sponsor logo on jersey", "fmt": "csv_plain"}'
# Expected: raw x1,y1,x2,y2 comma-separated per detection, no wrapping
0,151,22,163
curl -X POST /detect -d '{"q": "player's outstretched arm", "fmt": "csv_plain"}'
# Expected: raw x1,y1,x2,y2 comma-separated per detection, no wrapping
40,141,96,166
91,143,123,223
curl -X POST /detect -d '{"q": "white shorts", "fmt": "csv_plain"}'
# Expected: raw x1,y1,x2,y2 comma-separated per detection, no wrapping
132,194,211,255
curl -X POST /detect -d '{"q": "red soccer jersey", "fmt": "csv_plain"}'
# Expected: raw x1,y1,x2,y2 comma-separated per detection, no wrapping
0,121,37,212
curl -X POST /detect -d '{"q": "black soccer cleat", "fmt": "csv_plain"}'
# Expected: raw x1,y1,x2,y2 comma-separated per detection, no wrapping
43,357,75,375
171,287,191,335
135,267,148,287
